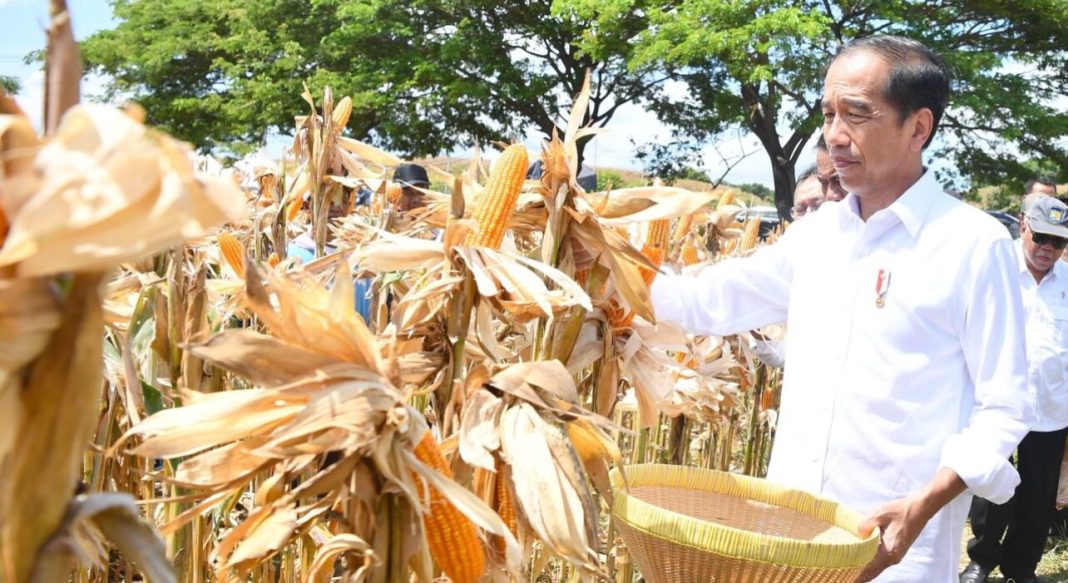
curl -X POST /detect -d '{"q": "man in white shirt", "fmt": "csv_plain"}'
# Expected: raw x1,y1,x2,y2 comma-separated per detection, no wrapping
792,164,824,219
815,134,848,203
961,196,1068,583
652,35,1031,582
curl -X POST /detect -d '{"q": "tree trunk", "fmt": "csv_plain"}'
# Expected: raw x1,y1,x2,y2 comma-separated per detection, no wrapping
770,155,796,221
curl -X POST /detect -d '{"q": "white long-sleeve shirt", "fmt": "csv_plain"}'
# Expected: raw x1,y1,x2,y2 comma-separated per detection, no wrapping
1017,242,1068,432
652,170,1032,582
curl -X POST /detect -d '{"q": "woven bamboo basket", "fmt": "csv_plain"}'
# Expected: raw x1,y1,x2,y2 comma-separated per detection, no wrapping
610,464,879,583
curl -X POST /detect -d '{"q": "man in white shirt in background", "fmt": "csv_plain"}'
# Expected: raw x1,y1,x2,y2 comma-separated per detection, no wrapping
792,164,825,220
961,196,1068,583
652,35,1031,582
815,134,848,203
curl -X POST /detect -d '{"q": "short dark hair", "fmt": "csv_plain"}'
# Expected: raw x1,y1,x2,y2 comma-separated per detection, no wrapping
832,35,951,149
1025,176,1057,194
797,164,818,182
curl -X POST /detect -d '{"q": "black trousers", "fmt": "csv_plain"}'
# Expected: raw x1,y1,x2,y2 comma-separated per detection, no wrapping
967,427,1068,579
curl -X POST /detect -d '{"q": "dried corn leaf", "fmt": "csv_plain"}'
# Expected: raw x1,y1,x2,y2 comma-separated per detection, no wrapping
127,389,306,458
587,186,717,225
0,106,244,277
33,493,174,583
187,330,339,387
0,114,38,183
352,232,445,272
172,438,273,488
499,404,597,573
221,504,298,571
244,262,382,373
458,389,504,471
2,275,103,583
307,534,374,582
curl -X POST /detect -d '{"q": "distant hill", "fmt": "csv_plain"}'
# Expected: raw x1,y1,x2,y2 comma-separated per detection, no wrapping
417,156,772,206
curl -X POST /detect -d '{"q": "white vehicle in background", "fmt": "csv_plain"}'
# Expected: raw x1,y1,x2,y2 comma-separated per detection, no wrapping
735,205,782,240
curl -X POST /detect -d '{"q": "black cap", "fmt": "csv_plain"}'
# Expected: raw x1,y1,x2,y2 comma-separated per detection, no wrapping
393,164,430,188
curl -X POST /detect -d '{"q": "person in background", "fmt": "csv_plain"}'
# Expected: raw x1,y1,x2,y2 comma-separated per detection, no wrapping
960,196,1068,583
393,163,430,212
815,134,848,202
791,164,824,219
652,35,1030,581
1025,176,1058,200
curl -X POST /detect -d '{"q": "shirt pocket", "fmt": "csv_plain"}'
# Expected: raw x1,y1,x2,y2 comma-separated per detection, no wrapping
1041,306,1068,389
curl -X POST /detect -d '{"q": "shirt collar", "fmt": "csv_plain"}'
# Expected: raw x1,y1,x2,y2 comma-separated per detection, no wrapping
836,169,940,238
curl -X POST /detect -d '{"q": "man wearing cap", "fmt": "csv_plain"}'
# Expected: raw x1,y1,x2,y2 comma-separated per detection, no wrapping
393,163,430,213
652,36,1031,581
961,196,1068,583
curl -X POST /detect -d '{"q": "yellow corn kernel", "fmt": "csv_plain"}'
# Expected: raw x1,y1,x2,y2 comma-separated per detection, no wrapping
495,465,517,555
412,432,486,583
681,242,700,266
286,197,303,221
739,217,761,252
646,219,670,251
468,144,529,249
218,232,246,279
716,189,736,209
332,96,352,129
672,214,693,244
267,253,281,267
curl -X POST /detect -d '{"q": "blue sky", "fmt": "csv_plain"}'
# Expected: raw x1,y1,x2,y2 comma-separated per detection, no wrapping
0,0,116,128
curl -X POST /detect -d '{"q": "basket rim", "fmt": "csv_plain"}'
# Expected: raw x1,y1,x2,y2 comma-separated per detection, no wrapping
610,464,880,570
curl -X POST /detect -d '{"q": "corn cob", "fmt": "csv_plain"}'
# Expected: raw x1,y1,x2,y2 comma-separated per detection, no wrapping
412,432,486,583
646,219,670,251
716,189,736,209
332,96,352,129
567,418,622,465
286,197,303,221
218,232,246,279
671,214,693,244
495,465,517,555
739,217,761,252
681,242,700,266
385,182,403,205
468,144,529,249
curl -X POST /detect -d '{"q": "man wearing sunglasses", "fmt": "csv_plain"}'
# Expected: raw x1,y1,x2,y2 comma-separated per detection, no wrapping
961,196,1068,583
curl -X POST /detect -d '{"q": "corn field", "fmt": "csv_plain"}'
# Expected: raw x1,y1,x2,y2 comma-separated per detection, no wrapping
0,5,786,582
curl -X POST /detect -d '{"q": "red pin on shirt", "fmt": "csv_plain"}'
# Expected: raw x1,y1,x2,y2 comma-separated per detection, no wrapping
875,269,891,308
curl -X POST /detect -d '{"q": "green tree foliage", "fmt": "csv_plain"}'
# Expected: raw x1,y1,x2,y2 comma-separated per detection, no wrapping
731,182,774,200
562,0,1068,218
80,0,661,158
0,75,20,95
